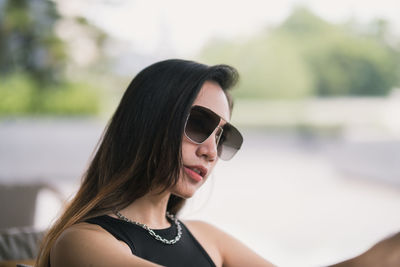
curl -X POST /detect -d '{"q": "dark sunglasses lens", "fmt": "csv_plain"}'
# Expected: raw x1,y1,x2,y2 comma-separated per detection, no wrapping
185,107,220,143
218,124,243,160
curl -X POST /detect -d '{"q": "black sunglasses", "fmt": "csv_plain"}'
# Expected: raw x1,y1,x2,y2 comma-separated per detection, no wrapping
184,105,243,160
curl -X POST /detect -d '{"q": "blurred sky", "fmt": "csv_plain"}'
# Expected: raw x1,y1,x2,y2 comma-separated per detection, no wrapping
56,0,400,57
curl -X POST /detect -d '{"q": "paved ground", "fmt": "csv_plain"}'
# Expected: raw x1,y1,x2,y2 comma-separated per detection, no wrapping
1,118,399,266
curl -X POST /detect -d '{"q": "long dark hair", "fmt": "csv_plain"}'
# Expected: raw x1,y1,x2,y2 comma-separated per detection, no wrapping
36,59,238,267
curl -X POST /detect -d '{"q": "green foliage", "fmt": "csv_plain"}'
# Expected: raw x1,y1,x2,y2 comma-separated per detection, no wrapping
0,74,100,116
0,0,66,84
38,82,100,115
305,36,398,96
0,0,107,116
0,74,35,114
279,6,335,37
282,7,399,96
201,34,315,99
199,6,400,98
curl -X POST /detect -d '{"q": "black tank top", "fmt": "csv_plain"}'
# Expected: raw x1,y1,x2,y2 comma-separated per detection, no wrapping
86,215,216,267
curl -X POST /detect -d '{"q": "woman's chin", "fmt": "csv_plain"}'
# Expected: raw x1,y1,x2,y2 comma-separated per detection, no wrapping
170,185,199,199
170,177,203,199
172,190,196,199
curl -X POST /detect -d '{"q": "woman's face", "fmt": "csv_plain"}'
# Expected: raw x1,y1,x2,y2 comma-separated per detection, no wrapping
170,80,231,199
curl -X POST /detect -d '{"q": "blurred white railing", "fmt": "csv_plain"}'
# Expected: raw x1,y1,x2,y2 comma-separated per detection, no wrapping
234,88,400,140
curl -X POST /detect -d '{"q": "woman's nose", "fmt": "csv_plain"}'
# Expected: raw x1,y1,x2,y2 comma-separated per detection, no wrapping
196,131,219,161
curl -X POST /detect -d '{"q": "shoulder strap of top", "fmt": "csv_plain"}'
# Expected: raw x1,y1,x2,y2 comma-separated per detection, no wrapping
179,221,216,267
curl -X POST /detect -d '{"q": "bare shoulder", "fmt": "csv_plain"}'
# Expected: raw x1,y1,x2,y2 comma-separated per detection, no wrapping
184,220,222,236
52,222,119,251
51,222,162,267
183,220,232,248
184,220,275,267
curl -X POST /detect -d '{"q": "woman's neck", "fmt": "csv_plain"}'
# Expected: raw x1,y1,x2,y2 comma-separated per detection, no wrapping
116,190,172,229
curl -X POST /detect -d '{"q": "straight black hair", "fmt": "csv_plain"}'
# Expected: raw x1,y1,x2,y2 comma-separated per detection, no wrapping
98,59,238,214
37,58,238,267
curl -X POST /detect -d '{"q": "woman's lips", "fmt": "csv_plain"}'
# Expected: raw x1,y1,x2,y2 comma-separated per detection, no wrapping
184,166,203,182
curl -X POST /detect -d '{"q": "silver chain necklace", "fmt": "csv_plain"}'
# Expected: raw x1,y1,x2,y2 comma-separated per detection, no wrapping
113,210,182,245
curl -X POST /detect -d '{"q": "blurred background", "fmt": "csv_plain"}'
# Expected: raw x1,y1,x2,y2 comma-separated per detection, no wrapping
0,0,399,266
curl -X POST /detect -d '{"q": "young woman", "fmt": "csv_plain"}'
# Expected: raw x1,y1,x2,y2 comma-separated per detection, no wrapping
36,59,400,267
36,59,274,267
